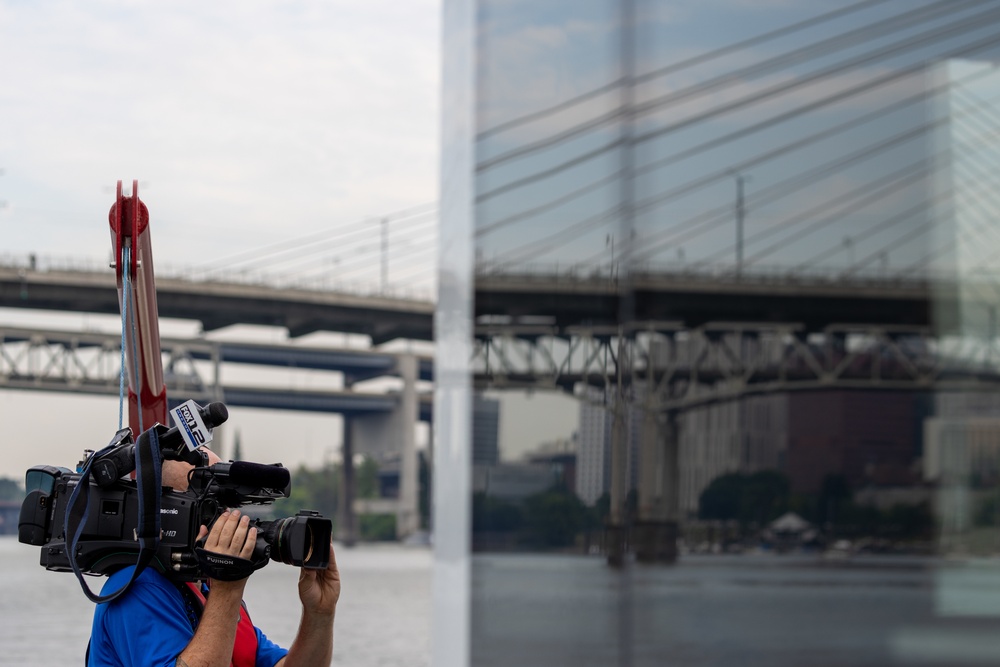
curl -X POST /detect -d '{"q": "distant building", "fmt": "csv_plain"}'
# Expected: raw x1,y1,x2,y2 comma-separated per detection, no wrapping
679,394,788,515
473,394,500,466
525,450,576,493
679,390,927,516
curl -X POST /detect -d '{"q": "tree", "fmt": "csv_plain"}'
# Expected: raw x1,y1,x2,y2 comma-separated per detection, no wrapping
698,471,790,528
698,473,744,521
231,429,243,462
741,470,790,526
418,451,431,530
472,492,523,533
360,514,397,541
356,456,380,499
0,477,22,501
523,487,588,548
271,464,338,522
818,473,850,526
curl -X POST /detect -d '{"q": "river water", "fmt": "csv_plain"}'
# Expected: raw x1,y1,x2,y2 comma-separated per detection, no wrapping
0,536,432,666
7,535,1000,666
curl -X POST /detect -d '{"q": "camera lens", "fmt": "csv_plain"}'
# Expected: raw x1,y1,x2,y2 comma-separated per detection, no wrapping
256,511,331,569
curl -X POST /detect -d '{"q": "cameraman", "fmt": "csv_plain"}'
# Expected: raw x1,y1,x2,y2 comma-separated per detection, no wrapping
86,447,341,667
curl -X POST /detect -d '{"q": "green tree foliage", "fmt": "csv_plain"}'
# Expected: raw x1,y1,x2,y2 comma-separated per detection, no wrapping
356,456,380,499
0,477,23,501
472,492,523,532
271,464,339,522
698,470,791,527
418,451,431,530
698,473,744,522
360,514,397,541
882,501,933,540
472,486,595,549
817,473,851,526
523,487,589,548
231,430,243,463
975,490,1000,528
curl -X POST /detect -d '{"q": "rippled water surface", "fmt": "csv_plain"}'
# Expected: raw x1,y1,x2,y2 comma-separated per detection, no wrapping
9,534,1000,667
0,537,431,666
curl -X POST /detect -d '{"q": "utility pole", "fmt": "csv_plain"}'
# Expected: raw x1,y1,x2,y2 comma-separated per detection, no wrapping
380,217,388,294
843,236,854,269
735,172,746,279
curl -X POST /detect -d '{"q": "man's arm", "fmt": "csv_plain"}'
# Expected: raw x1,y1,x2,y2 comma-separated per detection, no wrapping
275,543,341,667
175,510,257,667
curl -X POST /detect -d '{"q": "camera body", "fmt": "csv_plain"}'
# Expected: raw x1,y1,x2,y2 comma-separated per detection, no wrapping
18,417,332,583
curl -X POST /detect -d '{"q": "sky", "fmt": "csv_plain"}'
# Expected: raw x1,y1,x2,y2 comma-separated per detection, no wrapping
0,0,445,481
0,1,440,277
4,0,983,482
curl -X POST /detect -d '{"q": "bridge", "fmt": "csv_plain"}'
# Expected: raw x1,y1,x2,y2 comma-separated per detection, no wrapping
5,254,1000,559
0,260,434,343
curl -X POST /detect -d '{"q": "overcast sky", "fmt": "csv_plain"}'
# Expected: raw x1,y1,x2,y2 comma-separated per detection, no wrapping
0,0,439,273
0,0,443,480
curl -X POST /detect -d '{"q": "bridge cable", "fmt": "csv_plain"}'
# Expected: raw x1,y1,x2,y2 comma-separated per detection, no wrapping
198,202,436,276
206,210,438,277
475,4,1000,204
478,0,974,173
476,0,892,140
660,70,989,272
493,30,1000,268
478,27,1000,243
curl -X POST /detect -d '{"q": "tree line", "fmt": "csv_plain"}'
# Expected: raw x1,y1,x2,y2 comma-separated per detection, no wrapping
697,470,934,544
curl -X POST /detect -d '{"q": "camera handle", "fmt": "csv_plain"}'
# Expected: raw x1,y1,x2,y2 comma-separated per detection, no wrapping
64,427,164,603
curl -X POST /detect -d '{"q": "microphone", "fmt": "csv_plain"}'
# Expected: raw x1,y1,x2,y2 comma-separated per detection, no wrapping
158,402,229,456
92,402,230,487
189,461,292,502
228,461,291,490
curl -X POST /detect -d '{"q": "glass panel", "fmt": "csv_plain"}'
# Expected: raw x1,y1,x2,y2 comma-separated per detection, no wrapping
450,0,1000,665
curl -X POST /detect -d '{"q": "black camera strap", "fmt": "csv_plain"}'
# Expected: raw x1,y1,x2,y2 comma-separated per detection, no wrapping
65,427,163,603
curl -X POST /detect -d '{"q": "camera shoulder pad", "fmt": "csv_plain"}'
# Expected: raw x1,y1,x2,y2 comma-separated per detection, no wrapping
194,547,256,581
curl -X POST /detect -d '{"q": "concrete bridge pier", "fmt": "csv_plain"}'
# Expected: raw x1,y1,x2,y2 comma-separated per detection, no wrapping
337,415,358,546
606,350,629,568
395,354,421,538
634,411,679,564
349,353,421,540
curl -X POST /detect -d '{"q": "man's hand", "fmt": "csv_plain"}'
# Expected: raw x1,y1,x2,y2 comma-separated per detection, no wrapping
297,542,340,617
196,509,257,592
280,543,339,666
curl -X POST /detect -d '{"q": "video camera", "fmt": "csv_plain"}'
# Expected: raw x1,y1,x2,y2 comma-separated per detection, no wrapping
17,400,332,592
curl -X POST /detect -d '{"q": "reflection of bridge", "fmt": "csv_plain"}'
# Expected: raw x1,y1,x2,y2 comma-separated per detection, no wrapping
475,268,966,330
474,269,1000,564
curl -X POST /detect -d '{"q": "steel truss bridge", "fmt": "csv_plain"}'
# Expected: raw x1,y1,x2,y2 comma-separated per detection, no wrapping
473,321,1000,410
0,327,434,421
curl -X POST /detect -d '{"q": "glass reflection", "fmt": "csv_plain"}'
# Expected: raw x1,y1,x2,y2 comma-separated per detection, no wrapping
457,0,1000,664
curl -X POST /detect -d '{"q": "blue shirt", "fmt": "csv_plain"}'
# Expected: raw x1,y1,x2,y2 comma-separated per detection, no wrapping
87,566,288,667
